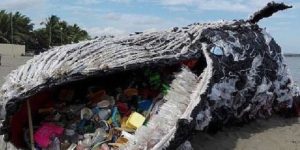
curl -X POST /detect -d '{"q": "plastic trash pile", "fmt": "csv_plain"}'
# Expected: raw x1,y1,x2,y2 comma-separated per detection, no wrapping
30,68,174,150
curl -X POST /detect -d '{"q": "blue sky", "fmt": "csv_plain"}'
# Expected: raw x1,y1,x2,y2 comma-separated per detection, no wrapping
0,0,299,53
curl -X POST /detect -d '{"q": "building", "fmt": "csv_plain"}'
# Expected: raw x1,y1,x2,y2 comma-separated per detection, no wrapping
0,44,25,56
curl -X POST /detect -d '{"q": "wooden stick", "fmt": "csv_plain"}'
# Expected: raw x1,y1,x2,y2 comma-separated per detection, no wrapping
27,100,34,150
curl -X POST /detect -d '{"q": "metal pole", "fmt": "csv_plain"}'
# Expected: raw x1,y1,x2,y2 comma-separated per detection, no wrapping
49,24,51,47
60,27,63,45
11,12,15,58
10,12,13,44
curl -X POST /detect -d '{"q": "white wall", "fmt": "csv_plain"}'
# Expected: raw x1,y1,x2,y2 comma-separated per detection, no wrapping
0,44,25,56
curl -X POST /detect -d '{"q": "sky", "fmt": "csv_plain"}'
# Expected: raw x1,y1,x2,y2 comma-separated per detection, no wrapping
0,0,299,53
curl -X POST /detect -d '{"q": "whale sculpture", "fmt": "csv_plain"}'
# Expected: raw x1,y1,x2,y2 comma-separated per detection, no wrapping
0,2,299,150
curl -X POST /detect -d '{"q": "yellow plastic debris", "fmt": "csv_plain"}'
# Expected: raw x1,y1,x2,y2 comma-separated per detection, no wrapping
121,117,129,128
126,112,145,129
116,137,128,144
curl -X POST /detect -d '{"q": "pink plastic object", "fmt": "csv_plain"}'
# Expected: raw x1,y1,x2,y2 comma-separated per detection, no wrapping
34,123,64,148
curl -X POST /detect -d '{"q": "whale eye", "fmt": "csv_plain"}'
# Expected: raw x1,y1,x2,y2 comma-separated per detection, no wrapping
211,46,224,56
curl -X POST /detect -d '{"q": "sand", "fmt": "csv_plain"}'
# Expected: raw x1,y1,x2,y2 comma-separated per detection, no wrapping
1,56,300,150
0,55,31,84
192,116,300,150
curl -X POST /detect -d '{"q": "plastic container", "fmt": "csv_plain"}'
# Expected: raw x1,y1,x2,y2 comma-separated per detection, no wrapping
126,112,145,129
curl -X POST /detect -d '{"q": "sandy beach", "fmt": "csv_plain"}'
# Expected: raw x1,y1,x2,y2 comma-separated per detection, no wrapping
192,116,300,150
1,56,300,150
0,55,31,85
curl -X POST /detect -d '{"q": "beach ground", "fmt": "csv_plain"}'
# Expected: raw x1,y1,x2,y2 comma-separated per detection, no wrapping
0,55,31,84
192,116,300,150
1,56,300,150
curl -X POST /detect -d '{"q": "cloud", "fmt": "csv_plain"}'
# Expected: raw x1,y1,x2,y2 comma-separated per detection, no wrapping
159,0,277,12
76,0,101,5
124,14,163,25
102,12,122,21
108,0,133,3
86,27,127,37
143,28,160,33
85,15,190,37
101,12,165,26
0,0,45,11
271,13,296,19
100,13,166,36
294,2,300,9
160,0,195,6
83,13,190,37
86,26,162,38
164,6,189,12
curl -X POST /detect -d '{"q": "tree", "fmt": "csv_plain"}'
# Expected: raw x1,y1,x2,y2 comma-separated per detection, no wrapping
0,10,34,45
35,15,90,51
0,11,10,43
67,24,89,43
0,11,90,53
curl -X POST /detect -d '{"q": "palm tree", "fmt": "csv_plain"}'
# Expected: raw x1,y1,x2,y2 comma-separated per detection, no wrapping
38,15,89,48
11,12,34,44
40,15,62,47
0,10,34,45
0,10,11,43
1,12,90,53
67,24,89,43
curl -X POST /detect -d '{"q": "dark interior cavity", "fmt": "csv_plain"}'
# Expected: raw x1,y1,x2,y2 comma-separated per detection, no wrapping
8,56,207,149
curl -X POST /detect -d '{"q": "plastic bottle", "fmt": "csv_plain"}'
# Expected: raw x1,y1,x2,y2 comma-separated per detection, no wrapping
48,137,60,150
111,106,121,127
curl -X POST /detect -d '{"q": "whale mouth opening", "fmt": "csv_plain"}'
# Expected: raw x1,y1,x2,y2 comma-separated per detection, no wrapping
7,55,207,149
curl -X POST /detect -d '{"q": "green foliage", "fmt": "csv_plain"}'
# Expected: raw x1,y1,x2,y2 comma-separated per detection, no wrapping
0,11,90,53
33,15,90,52
144,69,170,95
0,10,34,45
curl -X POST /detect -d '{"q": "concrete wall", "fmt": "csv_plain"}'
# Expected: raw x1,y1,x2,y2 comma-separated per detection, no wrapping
0,44,25,56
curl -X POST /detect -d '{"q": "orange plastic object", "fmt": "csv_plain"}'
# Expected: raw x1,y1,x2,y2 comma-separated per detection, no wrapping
88,90,106,104
124,88,138,97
